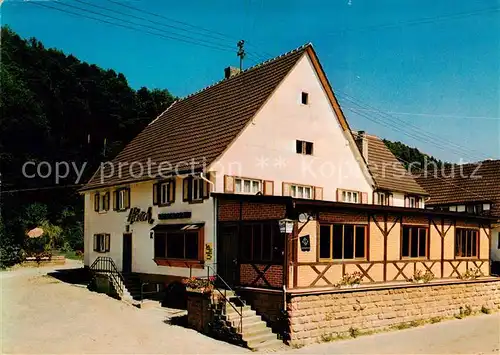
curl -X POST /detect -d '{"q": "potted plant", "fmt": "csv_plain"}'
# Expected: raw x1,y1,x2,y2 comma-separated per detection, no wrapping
182,276,215,294
410,269,434,284
336,271,363,288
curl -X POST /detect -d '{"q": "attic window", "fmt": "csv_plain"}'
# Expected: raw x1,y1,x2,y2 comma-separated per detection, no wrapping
296,140,313,155
301,92,309,105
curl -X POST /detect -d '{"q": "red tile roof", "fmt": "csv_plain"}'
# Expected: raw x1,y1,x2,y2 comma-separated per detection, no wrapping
84,44,311,190
354,133,428,195
416,159,500,217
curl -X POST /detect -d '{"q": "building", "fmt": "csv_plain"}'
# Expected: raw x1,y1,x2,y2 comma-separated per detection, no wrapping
417,159,500,272
80,44,497,345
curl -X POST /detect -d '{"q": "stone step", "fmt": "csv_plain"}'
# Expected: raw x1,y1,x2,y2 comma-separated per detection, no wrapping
252,339,285,351
224,304,251,314
241,327,274,339
224,310,258,322
245,332,279,349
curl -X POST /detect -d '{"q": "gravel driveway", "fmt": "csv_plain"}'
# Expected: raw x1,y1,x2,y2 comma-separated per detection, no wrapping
1,261,248,354
2,262,499,354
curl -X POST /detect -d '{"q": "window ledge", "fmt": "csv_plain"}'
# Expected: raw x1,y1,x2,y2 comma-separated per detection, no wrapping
153,258,204,268
188,199,205,204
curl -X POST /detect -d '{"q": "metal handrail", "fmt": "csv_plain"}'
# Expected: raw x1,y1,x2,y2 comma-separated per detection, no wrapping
89,257,125,296
205,264,243,333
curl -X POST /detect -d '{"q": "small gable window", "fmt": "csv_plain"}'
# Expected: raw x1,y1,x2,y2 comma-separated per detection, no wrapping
301,92,309,105
296,140,313,155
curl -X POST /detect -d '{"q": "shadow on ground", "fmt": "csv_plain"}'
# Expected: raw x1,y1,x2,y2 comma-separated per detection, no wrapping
164,314,188,327
47,267,91,286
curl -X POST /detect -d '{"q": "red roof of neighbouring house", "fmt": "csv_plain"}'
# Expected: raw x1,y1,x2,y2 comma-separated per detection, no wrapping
416,159,500,217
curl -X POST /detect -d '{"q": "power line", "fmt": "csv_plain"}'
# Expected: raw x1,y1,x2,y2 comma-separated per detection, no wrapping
102,0,272,60
71,0,233,48
54,0,236,52
28,1,234,54
343,108,500,121
346,105,478,161
337,92,484,161
330,6,500,34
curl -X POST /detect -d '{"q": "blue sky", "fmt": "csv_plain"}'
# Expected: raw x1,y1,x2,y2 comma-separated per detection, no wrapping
2,0,499,162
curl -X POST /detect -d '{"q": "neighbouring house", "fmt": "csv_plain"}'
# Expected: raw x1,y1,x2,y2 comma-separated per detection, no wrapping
80,44,498,347
417,159,500,273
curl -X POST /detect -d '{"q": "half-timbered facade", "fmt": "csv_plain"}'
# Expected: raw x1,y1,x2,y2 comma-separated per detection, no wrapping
80,43,489,305
417,159,500,273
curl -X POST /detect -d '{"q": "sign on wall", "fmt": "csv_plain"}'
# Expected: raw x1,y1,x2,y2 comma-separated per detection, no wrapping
158,211,192,220
205,243,213,261
300,235,311,252
127,207,154,224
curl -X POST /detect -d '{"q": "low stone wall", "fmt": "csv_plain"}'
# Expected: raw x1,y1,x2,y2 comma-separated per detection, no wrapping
239,290,283,326
288,279,500,346
23,255,66,266
186,291,213,333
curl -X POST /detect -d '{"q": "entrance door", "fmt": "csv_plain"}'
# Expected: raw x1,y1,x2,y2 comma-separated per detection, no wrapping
122,233,132,274
217,225,239,287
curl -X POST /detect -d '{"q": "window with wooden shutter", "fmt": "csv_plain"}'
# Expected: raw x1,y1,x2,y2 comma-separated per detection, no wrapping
104,234,110,252
282,182,290,196
153,183,159,205
124,189,130,209
314,186,323,200
102,192,110,211
94,193,100,212
263,180,274,195
183,177,191,201
224,175,235,193
202,174,211,199
157,180,176,205
93,234,110,253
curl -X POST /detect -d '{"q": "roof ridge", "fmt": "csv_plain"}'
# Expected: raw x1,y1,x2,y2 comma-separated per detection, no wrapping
178,43,312,101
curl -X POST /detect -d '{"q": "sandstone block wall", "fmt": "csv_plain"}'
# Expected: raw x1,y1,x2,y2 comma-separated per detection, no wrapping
288,280,500,346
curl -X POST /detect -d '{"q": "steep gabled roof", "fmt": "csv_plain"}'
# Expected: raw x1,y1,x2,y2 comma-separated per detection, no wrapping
416,159,500,217
84,45,310,190
83,43,358,191
354,133,428,195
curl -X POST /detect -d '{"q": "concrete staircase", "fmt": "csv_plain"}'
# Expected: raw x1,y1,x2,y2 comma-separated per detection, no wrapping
218,291,284,351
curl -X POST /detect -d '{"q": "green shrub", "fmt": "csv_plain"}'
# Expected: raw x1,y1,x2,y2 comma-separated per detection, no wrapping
481,306,491,314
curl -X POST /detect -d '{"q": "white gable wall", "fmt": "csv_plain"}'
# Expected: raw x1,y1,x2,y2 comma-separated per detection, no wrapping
211,53,373,201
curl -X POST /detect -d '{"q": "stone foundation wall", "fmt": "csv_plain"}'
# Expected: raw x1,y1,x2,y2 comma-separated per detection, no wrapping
186,292,212,333
288,279,500,346
240,291,283,323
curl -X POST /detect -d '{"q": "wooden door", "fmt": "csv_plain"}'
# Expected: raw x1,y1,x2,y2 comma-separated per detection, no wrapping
122,233,132,273
217,225,239,287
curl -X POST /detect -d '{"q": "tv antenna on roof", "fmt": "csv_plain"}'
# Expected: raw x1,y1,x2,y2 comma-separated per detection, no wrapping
237,40,246,70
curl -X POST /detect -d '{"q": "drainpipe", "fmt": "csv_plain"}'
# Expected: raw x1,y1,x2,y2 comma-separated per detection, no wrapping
200,172,216,276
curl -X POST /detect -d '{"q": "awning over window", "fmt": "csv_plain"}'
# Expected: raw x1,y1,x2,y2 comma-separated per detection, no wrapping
152,223,205,232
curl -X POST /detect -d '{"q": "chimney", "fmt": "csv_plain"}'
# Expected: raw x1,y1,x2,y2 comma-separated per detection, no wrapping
355,131,369,161
224,66,241,79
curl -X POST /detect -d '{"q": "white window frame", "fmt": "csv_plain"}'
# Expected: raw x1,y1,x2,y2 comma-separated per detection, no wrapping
341,190,359,203
449,205,457,212
117,189,126,210
290,184,313,199
191,177,203,201
235,178,262,195
409,196,416,208
159,180,174,205
98,192,110,213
